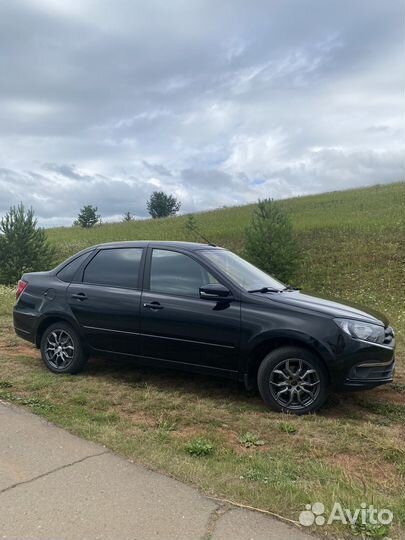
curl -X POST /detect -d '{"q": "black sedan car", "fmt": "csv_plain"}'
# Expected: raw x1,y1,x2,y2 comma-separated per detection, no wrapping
13,241,395,414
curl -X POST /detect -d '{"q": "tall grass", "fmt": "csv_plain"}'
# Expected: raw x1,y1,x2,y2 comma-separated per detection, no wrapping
46,182,405,337
47,182,405,253
0,286,15,317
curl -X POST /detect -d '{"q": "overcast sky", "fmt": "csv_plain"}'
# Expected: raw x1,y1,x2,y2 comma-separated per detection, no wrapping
0,0,404,226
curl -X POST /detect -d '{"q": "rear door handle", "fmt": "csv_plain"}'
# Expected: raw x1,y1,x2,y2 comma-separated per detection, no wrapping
71,292,88,301
143,302,164,310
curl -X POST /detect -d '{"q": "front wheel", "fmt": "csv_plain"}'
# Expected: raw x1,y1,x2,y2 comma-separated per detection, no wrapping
40,322,87,374
257,346,328,415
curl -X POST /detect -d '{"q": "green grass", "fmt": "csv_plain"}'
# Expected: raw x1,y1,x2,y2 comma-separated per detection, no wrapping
185,437,215,457
278,422,298,434
239,432,265,448
48,182,405,250
0,285,15,317
1,182,404,539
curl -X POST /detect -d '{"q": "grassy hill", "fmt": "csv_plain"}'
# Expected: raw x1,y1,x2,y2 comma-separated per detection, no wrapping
48,182,405,342
1,181,404,538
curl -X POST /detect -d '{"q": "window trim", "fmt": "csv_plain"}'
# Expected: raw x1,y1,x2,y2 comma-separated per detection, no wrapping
143,247,232,299
80,247,146,290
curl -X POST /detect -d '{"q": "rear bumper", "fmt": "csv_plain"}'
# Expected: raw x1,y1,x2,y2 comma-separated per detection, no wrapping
13,308,37,345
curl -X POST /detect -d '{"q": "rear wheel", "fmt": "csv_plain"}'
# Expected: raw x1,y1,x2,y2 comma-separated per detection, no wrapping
40,322,87,374
257,346,328,414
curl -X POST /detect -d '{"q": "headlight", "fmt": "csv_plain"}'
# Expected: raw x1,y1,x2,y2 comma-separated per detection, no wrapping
334,318,385,344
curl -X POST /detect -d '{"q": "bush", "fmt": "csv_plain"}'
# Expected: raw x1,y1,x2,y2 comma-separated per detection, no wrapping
244,198,300,283
0,203,55,284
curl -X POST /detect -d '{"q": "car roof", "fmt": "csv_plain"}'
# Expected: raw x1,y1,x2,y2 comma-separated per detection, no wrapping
94,240,222,251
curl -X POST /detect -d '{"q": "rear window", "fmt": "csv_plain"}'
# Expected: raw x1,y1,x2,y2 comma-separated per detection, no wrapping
57,251,93,283
83,248,143,289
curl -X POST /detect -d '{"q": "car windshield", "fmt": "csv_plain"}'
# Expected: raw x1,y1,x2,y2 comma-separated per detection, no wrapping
200,249,285,291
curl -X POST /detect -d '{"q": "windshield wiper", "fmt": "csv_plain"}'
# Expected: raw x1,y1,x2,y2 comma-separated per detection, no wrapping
247,287,281,293
281,285,301,292
248,285,301,293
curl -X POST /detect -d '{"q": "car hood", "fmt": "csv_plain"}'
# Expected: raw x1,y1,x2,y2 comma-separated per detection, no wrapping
262,290,389,326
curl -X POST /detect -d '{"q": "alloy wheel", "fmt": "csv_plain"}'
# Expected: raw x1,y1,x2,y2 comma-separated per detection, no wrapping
45,329,75,369
269,357,321,410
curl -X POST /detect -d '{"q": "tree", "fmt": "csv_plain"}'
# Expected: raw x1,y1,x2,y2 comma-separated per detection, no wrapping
185,214,198,236
244,199,300,283
146,191,181,219
184,214,212,244
0,203,55,284
122,211,133,222
74,205,101,228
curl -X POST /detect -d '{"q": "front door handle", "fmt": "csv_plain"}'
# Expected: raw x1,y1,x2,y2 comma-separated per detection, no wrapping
143,302,164,310
71,292,88,301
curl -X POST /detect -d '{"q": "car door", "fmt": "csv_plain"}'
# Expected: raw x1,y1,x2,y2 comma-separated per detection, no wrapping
140,248,241,373
67,247,144,356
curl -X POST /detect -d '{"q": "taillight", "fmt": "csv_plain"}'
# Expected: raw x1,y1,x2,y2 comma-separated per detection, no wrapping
16,280,28,300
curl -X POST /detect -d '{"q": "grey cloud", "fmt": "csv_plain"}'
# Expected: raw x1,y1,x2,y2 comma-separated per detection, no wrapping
0,167,155,221
0,0,403,226
267,148,405,195
365,125,395,134
42,163,91,181
181,169,235,189
142,161,172,177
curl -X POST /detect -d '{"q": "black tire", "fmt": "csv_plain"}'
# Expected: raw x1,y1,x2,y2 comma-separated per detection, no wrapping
40,322,87,374
257,346,328,415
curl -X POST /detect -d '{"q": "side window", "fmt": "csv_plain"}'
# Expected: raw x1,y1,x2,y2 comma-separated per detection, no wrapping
83,248,143,289
150,249,218,297
57,251,93,283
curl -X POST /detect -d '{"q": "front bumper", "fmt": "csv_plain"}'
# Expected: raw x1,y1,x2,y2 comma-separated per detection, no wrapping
333,329,396,389
344,356,395,388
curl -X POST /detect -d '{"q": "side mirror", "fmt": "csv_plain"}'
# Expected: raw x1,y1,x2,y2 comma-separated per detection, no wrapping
199,283,232,300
